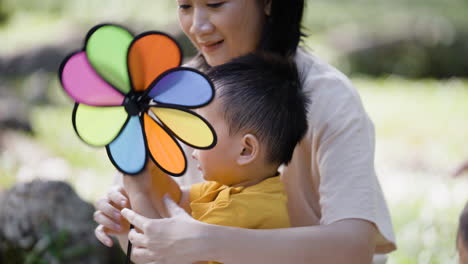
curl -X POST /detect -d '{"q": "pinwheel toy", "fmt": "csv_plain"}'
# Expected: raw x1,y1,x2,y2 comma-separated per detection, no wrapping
59,24,216,176
59,24,217,263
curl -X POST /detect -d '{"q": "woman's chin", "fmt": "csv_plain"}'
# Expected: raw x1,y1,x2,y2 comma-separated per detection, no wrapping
204,53,233,67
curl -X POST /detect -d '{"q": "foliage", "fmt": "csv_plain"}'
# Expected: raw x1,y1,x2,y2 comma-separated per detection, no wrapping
302,0,468,78
355,77,468,263
2,77,466,263
1,229,94,264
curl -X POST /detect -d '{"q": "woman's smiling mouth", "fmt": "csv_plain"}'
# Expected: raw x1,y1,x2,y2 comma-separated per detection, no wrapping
200,40,224,53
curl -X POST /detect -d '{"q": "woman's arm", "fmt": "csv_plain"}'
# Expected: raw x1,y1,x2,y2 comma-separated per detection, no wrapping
208,219,376,264
121,198,377,264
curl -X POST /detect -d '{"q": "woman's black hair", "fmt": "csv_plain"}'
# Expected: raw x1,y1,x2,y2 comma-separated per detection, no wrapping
259,0,306,56
191,0,306,70
459,202,468,248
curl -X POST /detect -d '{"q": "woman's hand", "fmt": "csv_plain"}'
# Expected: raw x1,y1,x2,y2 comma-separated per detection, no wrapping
121,196,206,264
94,185,131,247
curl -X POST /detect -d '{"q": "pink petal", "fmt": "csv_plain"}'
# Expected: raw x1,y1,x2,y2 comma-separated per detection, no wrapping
60,51,125,106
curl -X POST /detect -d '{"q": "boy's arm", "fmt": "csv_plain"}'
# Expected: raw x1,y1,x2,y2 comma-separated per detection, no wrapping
120,161,192,252
123,160,192,219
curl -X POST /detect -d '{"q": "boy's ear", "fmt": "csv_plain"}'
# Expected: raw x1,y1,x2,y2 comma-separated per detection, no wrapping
237,134,259,166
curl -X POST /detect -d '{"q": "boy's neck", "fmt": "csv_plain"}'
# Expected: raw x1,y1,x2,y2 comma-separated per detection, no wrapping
229,167,280,188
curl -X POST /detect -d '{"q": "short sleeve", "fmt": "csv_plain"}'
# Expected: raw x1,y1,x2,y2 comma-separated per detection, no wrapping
194,196,283,229
189,181,220,202
305,70,396,253
195,201,247,228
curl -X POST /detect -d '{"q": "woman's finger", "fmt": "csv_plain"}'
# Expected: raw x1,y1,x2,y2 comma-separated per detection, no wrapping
93,211,123,233
131,246,158,264
121,208,151,232
108,186,130,208
95,224,113,247
163,195,189,218
95,198,122,221
128,228,148,248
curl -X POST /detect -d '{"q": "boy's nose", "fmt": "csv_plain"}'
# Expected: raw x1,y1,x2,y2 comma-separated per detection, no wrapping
192,150,199,160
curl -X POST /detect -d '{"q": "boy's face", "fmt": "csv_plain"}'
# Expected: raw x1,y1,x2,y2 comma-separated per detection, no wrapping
192,99,241,185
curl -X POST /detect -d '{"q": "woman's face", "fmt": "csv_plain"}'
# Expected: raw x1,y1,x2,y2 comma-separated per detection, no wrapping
177,0,267,66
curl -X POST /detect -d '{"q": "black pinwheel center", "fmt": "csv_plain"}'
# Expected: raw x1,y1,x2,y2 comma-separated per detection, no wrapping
124,92,150,116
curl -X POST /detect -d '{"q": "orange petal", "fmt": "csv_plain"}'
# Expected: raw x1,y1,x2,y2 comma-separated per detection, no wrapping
128,33,182,92
143,113,186,175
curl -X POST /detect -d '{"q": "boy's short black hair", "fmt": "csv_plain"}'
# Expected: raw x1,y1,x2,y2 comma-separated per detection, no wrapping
459,202,468,247
206,53,309,165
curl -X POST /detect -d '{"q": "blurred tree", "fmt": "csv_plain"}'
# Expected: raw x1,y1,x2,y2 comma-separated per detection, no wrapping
334,28,468,78
306,1,468,78
0,0,8,24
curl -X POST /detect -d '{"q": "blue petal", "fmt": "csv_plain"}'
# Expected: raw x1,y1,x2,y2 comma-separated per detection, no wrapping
107,116,146,174
148,68,214,108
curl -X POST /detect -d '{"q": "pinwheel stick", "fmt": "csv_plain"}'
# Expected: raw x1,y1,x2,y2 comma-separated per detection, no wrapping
126,231,133,264
58,23,216,264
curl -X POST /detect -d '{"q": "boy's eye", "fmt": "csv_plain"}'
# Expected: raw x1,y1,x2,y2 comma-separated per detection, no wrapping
207,2,225,8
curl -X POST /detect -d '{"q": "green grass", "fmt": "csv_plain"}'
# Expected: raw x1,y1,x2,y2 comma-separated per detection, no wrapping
0,0,178,55
357,77,468,170
1,77,464,263
1,76,467,263
1,1,468,261
354,77,468,264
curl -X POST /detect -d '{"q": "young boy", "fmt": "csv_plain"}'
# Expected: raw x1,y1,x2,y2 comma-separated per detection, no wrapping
458,202,468,264
122,52,309,262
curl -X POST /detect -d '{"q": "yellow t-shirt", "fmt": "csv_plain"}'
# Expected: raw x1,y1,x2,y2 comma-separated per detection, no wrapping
190,176,290,264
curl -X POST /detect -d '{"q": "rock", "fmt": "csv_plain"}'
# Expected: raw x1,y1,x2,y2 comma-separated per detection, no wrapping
0,180,125,263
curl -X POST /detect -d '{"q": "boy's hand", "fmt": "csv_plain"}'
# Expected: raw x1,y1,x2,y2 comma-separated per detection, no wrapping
94,185,131,247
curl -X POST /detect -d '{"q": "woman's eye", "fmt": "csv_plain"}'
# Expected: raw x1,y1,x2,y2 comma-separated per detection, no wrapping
179,4,191,9
207,2,225,8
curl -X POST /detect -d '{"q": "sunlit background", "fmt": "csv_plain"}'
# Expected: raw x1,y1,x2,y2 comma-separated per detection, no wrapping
1,0,467,263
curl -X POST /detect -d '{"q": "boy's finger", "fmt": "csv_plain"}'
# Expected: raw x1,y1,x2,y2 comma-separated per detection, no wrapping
121,208,149,231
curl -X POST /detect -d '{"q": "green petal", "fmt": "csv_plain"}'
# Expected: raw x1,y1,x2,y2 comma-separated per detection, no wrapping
85,25,133,94
73,104,128,146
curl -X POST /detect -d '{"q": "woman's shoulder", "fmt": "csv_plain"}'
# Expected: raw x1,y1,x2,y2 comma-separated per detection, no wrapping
295,48,357,96
295,48,368,124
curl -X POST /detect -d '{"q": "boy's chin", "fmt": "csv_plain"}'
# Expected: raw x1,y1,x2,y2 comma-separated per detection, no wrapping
202,173,213,181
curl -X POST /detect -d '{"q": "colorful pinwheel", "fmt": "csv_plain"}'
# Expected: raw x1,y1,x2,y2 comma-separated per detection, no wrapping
59,24,216,176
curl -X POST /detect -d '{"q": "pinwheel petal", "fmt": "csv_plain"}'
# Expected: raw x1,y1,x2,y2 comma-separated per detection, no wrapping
107,116,147,174
128,32,182,92
143,113,186,176
148,68,214,108
73,104,128,146
150,107,216,149
86,24,133,94
60,52,125,106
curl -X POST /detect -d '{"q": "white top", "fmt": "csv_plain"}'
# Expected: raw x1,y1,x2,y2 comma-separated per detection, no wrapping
177,48,396,256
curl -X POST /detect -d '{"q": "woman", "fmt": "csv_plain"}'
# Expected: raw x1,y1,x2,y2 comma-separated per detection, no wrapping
94,0,396,263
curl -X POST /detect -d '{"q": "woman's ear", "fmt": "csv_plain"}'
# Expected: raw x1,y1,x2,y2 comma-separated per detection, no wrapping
264,0,272,16
237,134,259,166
